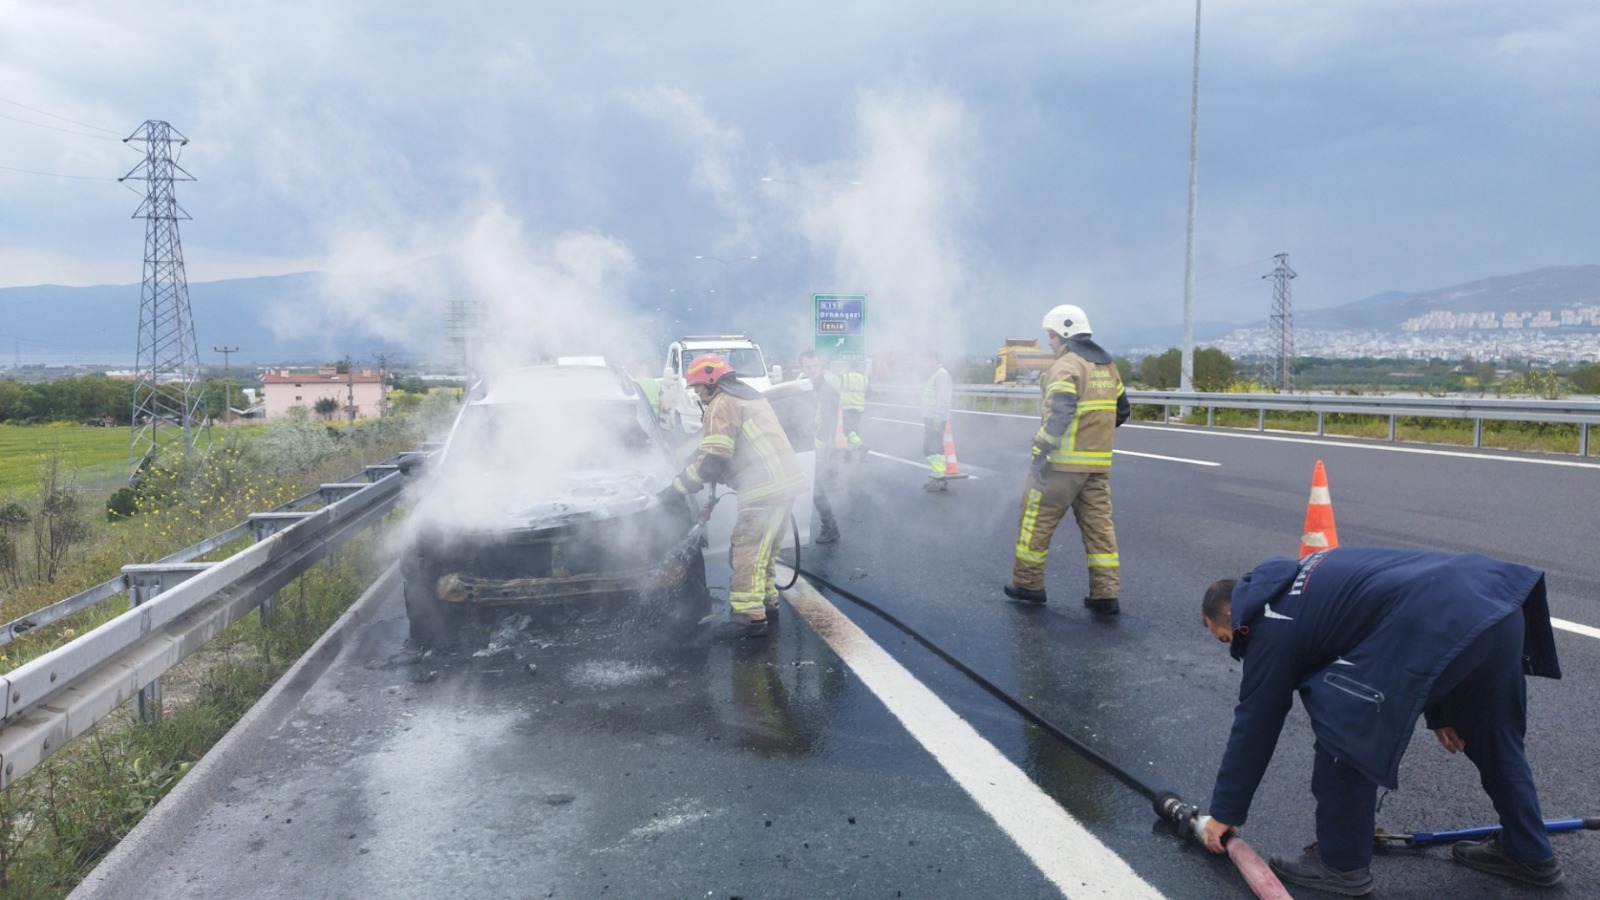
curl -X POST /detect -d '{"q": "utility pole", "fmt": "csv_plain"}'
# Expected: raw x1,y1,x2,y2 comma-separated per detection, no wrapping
123,120,204,479
344,354,356,428
214,346,238,426
1265,253,1297,391
374,352,390,430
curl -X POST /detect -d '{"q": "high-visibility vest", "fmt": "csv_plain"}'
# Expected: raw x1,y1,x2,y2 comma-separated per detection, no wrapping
840,371,868,411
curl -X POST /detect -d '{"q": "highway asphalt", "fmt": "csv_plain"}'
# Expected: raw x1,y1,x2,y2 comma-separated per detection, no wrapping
72,404,1600,898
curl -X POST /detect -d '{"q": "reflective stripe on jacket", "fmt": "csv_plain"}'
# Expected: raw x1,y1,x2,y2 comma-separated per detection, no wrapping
921,366,952,421
840,371,868,411
1035,348,1124,472
680,383,806,503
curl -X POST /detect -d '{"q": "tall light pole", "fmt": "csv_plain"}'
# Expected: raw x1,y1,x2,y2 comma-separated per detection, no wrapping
1181,0,1202,398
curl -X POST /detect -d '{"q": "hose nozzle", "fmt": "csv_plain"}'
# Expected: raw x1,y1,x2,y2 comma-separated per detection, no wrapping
1153,791,1203,840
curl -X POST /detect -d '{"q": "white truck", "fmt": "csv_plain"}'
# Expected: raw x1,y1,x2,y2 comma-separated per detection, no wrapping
659,334,780,432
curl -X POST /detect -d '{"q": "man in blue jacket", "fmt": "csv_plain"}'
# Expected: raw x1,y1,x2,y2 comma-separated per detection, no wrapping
1199,546,1562,895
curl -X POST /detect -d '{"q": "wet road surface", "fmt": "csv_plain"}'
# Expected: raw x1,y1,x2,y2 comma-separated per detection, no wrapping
74,404,1600,898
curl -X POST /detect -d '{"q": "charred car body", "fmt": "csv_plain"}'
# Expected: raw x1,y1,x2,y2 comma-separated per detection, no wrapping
399,365,709,647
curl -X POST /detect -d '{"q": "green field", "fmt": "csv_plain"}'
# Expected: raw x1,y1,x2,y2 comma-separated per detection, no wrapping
0,424,131,497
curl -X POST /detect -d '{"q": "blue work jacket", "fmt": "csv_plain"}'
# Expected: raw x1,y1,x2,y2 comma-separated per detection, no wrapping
1208,546,1560,826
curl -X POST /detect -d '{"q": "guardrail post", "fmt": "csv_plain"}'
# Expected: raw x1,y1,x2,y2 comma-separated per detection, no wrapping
1206,407,1214,427
1473,418,1484,449
1257,409,1266,432
123,564,210,723
1583,423,1591,457
125,573,164,723
247,513,312,622
1388,415,1397,442
1316,411,1326,437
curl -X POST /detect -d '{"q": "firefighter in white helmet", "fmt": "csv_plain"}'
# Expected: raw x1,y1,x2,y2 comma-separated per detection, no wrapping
663,352,806,639
1004,304,1130,614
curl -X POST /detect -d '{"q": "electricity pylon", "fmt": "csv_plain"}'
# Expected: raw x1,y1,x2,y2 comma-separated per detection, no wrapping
122,120,204,479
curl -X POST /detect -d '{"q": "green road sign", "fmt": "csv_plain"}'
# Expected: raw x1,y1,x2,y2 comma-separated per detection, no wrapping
814,293,867,360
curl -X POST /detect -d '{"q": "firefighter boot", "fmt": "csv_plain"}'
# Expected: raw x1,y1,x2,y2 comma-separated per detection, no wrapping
814,519,840,545
1084,596,1120,616
1003,583,1048,604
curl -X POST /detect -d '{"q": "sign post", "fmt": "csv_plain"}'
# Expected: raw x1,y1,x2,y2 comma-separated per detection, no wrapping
813,293,867,360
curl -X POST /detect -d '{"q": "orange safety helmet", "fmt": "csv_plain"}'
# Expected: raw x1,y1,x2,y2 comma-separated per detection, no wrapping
684,352,735,388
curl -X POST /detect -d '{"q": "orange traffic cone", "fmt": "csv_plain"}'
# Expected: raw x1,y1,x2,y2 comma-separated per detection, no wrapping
942,421,965,478
1299,460,1339,558
835,409,848,450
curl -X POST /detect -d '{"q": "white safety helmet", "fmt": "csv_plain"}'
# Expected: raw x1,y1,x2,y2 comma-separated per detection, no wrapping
1041,304,1092,339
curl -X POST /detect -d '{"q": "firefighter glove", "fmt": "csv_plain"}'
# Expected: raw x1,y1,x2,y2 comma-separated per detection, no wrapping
1029,441,1052,486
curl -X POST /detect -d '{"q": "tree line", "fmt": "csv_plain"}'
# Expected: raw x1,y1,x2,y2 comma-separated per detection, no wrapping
0,376,251,425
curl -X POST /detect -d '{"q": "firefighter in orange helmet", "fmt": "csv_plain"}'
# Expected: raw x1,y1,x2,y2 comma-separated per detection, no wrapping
664,353,806,639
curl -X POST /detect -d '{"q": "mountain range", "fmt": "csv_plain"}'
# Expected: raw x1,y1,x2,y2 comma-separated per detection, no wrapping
2,264,1596,368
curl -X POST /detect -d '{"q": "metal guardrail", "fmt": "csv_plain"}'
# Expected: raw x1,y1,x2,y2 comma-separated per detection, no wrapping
870,384,1600,455
0,460,409,788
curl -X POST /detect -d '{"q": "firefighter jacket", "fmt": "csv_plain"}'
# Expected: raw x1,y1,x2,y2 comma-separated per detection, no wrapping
921,365,952,421
1208,547,1561,826
1034,336,1130,472
840,370,869,412
672,379,806,504
810,371,842,450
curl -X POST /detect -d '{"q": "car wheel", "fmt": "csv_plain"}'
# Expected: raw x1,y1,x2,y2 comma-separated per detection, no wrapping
403,567,468,648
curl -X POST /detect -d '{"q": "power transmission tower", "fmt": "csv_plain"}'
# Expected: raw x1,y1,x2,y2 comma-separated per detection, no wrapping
1264,253,1297,391
445,299,485,376
122,120,203,478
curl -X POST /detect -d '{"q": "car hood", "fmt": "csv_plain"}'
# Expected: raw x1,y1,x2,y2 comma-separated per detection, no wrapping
414,467,666,534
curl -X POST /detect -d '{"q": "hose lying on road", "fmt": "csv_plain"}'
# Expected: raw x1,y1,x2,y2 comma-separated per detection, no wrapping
793,565,1294,899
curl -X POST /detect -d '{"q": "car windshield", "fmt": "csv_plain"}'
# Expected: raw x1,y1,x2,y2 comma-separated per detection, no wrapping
441,398,663,477
713,347,766,378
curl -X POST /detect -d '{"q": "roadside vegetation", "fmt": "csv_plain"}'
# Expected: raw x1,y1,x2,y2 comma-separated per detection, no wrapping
0,389,460,897
956,349,1596,457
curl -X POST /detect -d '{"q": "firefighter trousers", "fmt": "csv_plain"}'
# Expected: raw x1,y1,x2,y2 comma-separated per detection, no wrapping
1013,469,1119,599
729,498,795,623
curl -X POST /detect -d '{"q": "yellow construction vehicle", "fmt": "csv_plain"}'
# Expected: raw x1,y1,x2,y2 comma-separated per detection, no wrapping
993,339,1056,384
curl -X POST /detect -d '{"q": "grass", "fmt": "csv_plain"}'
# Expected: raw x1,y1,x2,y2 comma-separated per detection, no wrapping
0,426,129,498
0,552,381,898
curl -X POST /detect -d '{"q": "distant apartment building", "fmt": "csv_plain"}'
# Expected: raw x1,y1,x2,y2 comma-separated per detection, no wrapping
260,365,387,420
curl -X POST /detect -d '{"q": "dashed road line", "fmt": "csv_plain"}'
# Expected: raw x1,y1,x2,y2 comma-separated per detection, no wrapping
782,571,1165,899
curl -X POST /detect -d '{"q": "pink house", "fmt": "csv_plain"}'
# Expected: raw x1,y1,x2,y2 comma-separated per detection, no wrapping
260,365,388,420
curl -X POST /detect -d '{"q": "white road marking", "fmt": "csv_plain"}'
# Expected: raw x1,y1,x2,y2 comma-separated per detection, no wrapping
781,572,1165,899
1554,618,1600,641
1115,449,1220,467
865,450,980,480
870,414,1218,468
1123,423,1600,470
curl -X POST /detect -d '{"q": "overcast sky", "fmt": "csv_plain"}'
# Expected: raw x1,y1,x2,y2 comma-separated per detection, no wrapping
2,0,1596,359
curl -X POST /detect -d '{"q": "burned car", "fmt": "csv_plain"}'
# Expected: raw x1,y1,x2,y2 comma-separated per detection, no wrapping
399,364,709,647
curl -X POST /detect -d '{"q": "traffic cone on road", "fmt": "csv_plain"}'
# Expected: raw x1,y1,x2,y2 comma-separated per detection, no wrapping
835,410,848,451
943,421,966,478
1299,460,1339,558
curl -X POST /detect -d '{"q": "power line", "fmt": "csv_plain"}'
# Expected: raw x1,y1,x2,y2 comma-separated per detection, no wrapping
0,162,119,181
0,95,123,135
0,111,122,140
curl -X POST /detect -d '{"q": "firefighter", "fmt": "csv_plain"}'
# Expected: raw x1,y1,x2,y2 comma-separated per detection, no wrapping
798,349,842,545
840,358,870,459
1003,304,1129,613
663,353,806,639
919,350,953,491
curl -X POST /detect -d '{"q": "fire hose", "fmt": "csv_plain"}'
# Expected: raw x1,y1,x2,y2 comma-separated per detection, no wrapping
792,565,1292,899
